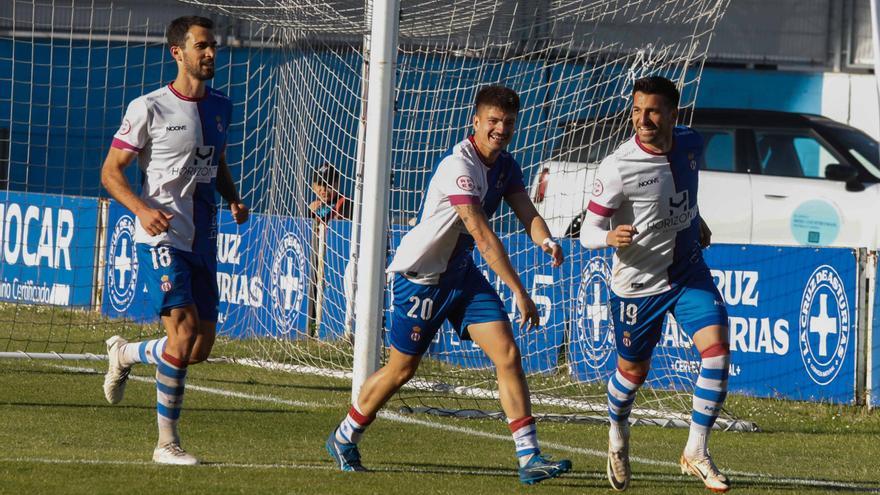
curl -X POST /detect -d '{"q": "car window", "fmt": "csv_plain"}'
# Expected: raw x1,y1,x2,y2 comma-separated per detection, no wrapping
696,129,735,172
819,124,880,182
755,130,841,178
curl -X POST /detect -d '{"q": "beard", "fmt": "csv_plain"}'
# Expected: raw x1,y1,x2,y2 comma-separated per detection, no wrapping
185,60,215,81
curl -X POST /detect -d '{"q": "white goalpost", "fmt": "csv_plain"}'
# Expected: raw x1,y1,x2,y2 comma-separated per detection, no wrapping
0,0,754,430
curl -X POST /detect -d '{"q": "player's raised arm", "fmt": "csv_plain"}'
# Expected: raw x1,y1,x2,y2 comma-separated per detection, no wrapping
453,202,538,330
217,152,249,224
101,147,172,236
505,191,563,267
579,158,634,249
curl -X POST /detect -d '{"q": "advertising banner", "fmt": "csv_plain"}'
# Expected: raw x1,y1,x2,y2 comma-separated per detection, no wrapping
567,245,859,403
102,203,313,337
0,191,99,307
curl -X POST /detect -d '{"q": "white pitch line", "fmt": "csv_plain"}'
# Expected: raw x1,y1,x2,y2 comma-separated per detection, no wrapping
43,364,880,492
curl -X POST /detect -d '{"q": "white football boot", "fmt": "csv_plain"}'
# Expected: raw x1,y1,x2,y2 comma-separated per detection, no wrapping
680,451,731,493
607,442,631,491
102,336,131,404
153,443,199,466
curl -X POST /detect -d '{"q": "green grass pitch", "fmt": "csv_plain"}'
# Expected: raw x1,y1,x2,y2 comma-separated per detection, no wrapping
2,352,880,494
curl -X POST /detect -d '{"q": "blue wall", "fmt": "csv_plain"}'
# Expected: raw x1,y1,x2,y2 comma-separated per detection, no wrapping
1,40,831,204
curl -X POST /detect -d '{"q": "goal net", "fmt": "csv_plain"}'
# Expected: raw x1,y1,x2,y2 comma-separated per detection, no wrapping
0,0,751,429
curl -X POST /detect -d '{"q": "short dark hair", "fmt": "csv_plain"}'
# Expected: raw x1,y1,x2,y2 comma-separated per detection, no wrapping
633,76,680,109
312,163,340,187
474,85,520,114
166,16,213,47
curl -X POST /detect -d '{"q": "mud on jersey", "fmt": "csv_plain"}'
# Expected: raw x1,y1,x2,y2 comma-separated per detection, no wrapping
112,83,232,255
583,126,706,297
387,136,526,283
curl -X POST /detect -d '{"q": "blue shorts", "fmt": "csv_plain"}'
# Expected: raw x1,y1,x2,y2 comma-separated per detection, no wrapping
389,260,509,356
610,269,727,362
135,243,219,321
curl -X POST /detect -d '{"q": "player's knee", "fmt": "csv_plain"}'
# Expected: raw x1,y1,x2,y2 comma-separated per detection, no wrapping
699,341,730,359
494,342,523,375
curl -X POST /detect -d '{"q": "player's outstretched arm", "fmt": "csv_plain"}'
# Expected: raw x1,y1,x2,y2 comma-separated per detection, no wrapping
454,203,539,329
101,147,172,236
504,191,563,267
217,153,249,224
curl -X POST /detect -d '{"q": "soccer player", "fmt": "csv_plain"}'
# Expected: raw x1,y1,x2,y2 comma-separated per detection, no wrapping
579,76,730,492
325,85,572,484
99,16,248,465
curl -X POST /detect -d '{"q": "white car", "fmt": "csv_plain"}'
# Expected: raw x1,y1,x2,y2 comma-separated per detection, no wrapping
531,109,880,248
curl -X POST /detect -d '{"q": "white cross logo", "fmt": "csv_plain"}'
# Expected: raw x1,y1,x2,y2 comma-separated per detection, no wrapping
586,282,608,342
278,255,300,310
809,294,837,357
114,238,132,289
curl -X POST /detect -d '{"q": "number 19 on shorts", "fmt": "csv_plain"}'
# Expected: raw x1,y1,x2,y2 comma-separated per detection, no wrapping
619,302,638,325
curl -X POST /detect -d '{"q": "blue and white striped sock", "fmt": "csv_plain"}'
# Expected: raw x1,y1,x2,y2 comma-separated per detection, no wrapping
119,337,167,367
509,416,539,467
335,405,374,445
607,367,645,449
686,343,730,458
155,351,188,447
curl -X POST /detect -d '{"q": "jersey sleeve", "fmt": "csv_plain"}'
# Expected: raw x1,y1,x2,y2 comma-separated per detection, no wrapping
579,156,624,249
435,156,480,206
502,159,527,198
111,97,150,153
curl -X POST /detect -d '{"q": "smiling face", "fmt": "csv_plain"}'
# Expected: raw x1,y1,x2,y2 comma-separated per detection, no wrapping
472,104,517,163
631,91,678,153
172,25,217,81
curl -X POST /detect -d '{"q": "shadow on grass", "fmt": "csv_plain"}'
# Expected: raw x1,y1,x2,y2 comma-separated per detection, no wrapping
0,401,307,416
369,461,880,493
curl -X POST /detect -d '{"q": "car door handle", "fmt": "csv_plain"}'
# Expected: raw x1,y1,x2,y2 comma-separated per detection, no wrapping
764,194,788,199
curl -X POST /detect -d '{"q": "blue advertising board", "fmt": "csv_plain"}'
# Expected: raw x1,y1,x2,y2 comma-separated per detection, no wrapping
216,211,313,340
102,200,155,322
102,201,313,337
568,245,859,403
0,191,99,307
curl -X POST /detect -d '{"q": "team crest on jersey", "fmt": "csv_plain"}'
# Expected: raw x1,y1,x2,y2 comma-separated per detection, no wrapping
592,179,604,197
269,233,307,334
119,118,131,136
573,256,615,369
456,175,475,192
215,115,224,133
160,275,173,292
410,326,422,342
107,215,138,312
799,265,850,386
688,152,697,170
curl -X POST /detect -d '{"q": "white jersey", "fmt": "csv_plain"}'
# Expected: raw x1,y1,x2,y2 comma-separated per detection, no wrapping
387,136,526,283
112,83,232,254
580,127,706,297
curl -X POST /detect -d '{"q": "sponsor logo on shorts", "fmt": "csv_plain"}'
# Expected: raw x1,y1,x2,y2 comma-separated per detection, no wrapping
622,331,632,348
573,256,615,369
269,233,307,334
107,215,138,312
160,275,173,292
456,175,475,192
799,265,850,386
